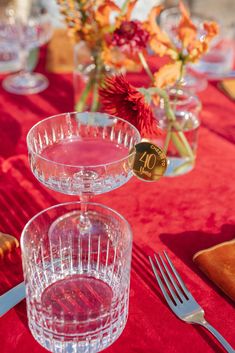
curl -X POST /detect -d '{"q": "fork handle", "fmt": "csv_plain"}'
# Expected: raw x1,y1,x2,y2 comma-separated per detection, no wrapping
199,320,234,353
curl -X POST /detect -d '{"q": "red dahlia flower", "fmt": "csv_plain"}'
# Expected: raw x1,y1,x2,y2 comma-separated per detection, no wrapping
111,20,149,53
100,74,160,137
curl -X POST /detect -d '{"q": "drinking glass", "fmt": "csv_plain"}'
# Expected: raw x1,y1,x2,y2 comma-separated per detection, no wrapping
21,201,132,353
26,112,141,229
0,7,21,73
2,1,53,94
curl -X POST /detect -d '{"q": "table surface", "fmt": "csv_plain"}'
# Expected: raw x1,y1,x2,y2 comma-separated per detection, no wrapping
0,51,235,353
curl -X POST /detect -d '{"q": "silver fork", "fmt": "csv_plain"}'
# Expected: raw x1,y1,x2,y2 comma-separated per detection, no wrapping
149,251,235,353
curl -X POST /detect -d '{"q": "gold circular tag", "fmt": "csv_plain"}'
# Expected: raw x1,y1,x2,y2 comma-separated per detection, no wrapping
129,141,167,181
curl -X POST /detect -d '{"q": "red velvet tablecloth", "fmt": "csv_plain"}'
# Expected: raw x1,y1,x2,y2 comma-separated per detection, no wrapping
0,54,235,353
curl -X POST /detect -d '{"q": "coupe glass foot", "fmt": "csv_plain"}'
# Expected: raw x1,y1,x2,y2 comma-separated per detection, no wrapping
2,72,49,95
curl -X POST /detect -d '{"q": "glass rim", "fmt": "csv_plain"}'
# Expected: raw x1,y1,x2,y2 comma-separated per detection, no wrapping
165,87,201,107
20,201,133,253
26,111,141,169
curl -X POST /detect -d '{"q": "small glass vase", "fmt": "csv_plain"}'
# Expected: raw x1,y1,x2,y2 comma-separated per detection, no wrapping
73,41,113,112
153,88,201,177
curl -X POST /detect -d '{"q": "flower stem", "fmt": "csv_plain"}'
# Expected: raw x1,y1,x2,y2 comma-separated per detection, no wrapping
91,54,103,112
163,130,172,153
91,80,99,112
138,52,195,168
177,131,195,159
138,52,154,81
180,61,185,80
148,86,175,121
75,77,94,112
120,0,131,16
173,60,185,109
140,86,195,160
170,132,191,157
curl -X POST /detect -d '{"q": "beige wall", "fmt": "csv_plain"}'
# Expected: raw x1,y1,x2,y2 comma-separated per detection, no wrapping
191,0,235,25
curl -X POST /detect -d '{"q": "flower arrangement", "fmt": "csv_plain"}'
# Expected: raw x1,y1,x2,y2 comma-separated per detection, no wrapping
58,0,218,175
99,0,218,132
99,0,219,175
57,0,147,111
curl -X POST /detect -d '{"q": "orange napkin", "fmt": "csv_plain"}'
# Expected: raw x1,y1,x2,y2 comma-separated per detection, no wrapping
219,79,235,100
193,239,235,302
0,232,19,259
46,28,74,73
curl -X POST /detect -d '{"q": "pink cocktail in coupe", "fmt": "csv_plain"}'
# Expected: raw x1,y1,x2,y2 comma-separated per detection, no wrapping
27,112,141,196
42,137,129,167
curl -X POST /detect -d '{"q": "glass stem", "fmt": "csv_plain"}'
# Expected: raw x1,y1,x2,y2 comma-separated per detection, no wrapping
20,47,30,75
80,194,90,215
79,194,91,232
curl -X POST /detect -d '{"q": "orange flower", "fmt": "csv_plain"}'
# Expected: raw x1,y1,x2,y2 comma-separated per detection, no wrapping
203,21,219,40
144,0,218,67
186,22,219,62
115,0,138,25
177,1,219,62
95,1,120,30
57,0,122,49
177,0,197,48
153,61,182,89
101,46,140,71
143,5,178,60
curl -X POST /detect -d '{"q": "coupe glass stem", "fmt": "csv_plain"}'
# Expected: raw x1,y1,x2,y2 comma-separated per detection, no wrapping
17,46,34,82
20,46,29,72
79,194,92,232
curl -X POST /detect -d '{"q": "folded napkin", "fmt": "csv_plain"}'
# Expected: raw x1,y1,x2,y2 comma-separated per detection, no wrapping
193,239,235,302
0,232,19,259
219,79,235,100
46,28,74,73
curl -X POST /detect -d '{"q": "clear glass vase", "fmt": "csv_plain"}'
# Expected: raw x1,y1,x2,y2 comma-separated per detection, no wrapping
153,88,201,177
73,41,113,112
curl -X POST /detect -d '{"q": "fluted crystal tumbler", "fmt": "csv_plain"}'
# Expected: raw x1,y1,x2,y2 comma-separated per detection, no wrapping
21,202,132,353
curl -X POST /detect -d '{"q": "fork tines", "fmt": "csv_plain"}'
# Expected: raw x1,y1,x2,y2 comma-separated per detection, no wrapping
149,251,190,306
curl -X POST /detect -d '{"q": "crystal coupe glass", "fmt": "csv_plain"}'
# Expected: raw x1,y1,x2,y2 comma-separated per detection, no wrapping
27,112,141,229
2,1,53,94
21,201,132,353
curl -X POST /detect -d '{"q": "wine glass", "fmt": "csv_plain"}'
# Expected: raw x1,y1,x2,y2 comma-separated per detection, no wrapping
0,6,21,73
26,112,141,230
21,201,132,353
2,1,53,95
